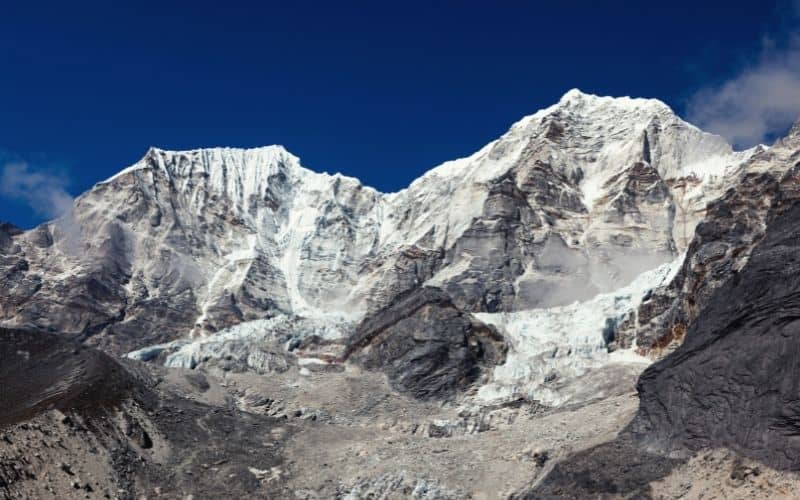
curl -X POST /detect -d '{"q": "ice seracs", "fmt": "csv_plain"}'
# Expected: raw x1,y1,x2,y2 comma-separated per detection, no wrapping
474,256,683,406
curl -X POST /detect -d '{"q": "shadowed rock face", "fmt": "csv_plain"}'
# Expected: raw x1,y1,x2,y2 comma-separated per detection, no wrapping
0,327,143,428
0,328,292,499
515,435,684,499
347,287,507,400
633,196,800,470
0,223,22,252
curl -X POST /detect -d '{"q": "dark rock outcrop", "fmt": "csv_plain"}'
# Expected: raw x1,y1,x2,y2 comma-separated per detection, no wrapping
0,223,21,252
515,435,683,499
632,197,800,470
346,287,507,400
0,327,143,428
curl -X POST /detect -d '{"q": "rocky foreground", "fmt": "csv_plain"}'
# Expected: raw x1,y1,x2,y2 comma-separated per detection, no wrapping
6,325,800,500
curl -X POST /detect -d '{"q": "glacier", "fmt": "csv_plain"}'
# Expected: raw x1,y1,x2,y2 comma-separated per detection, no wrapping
474,256,683,406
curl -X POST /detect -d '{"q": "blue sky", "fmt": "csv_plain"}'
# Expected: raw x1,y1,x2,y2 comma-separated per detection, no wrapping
1,0,797,228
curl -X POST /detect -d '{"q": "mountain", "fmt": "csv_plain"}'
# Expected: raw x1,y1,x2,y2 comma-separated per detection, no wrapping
0,90,763,405
6,89,800,498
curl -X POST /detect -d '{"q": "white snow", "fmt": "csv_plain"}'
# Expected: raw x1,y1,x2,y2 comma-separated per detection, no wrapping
474,256,683,406
160,315,351,370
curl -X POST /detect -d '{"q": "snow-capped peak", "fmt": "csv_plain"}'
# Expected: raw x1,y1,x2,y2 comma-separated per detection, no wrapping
101,90,744,203
103,144,303,184
7,88,783,414
557,87,671,112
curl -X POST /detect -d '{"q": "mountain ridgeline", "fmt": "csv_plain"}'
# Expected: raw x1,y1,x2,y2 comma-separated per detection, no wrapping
0,90,755,355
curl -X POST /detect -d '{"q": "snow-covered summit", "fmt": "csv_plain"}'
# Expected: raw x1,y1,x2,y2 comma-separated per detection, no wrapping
103,143,378,200
557,87,672,114
79,92,758,313
103,89,748,199
411,88,750,199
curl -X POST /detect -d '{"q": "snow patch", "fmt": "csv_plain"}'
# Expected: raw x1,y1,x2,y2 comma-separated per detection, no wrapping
127,314,352,374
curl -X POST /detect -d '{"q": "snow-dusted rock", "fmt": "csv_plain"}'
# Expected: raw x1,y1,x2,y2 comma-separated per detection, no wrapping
623,121,800,356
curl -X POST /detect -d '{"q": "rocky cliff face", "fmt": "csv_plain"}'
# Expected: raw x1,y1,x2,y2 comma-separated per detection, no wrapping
619,122,800,356
346,287,506,400
632,129,800,470
0,89,761,402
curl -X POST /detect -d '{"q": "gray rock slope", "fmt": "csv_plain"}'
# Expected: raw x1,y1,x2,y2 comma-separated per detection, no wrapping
0,327,141,428
0,327,292,499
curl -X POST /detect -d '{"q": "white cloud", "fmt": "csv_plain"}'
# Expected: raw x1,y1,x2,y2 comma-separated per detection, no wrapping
0,162,74,219
0,161,84,254
687,13,800,148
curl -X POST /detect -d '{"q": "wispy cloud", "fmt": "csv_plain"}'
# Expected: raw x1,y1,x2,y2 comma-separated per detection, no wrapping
0,161,84,254
687,5,800,148
0,162,74,219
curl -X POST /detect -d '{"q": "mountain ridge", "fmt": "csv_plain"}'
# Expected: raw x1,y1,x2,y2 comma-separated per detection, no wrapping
0,89,768,406
100,88,757,198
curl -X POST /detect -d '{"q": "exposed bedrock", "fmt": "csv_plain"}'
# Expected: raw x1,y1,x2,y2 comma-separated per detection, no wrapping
346,287,507,400
633,197,800,470
0,327,144,428
620,124,800,357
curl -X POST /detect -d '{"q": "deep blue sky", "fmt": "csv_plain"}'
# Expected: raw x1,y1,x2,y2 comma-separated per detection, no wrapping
0,0,788,228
